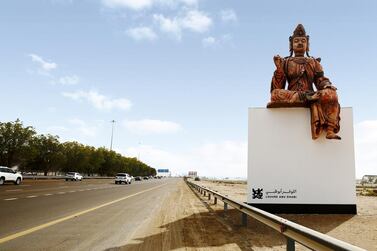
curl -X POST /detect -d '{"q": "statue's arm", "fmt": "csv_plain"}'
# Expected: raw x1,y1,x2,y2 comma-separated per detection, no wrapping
270,55,286,92
313,59,337,90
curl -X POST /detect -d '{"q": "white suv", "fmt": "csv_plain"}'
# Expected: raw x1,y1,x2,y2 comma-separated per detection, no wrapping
115,173,132,184
65,172,83,181
0,166,23,185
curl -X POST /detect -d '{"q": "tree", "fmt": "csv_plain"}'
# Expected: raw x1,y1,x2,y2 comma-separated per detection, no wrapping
0,119,36,167
26,134,64,175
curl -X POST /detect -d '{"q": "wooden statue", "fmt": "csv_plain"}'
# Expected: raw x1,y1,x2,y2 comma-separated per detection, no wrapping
267,24,341,140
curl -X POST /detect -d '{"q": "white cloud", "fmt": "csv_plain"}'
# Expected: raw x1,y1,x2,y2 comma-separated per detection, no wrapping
124,119,182,134
102,0,198,10
102,0,153,10
126,26,157,41
202,36,216,47
202,34,232,48
153,14,181,39
58,75,80,85
29,54,57,71
153,10,212,39
181,10,212,33
123,140,247,178
62,90,132,111
355,120,377,178
220,9,237,22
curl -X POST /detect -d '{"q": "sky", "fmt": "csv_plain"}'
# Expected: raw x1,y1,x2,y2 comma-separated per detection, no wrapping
0,0,376,178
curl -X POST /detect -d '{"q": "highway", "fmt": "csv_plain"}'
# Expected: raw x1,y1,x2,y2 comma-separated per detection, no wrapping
0,178,179,251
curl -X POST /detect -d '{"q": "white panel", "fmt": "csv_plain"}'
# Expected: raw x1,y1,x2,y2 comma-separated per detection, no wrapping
247,107,356,205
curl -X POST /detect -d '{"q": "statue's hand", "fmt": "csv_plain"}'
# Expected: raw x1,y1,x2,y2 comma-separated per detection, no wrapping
324,84,337,91
273,55,283,70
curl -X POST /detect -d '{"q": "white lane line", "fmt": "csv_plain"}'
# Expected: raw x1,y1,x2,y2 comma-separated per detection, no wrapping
0,183,167,245
44,194,52,196
57,192,65,194
68,191,75,193
26,195,37,198
6,189,23,192
4,198,18,201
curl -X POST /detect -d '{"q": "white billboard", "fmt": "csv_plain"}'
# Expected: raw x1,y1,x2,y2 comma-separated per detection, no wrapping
247,107,356,213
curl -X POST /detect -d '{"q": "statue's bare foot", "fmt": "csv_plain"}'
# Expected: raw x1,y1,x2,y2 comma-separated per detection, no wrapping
326,131,341,140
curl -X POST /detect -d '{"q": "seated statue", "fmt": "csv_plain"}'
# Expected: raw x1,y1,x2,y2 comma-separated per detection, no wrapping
267,24,341,140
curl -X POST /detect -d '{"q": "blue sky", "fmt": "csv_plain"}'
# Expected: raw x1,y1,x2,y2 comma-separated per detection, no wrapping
1,0,376,178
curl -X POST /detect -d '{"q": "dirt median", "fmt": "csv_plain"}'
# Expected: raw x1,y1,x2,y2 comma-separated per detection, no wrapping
194,179,377,251
106,179,375,250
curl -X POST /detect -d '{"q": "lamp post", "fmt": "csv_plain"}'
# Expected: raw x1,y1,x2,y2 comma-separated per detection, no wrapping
110,120,116,151
138,141,141,160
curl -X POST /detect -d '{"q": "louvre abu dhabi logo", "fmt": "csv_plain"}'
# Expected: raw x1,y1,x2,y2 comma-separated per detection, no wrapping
252,188,264,199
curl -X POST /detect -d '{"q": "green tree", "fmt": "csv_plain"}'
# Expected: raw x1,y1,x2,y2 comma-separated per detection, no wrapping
26,134,64,175
0,119,36,167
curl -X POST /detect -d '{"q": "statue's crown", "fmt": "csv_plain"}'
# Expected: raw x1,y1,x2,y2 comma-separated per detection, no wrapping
292,24,307,37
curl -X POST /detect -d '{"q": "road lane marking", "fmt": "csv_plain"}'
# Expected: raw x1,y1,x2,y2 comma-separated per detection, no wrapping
6,189,22,192
68,191,75,193
4,198,18,201
44,194,52,196
57,192,65,194
0,183,167,245
26,195,37,198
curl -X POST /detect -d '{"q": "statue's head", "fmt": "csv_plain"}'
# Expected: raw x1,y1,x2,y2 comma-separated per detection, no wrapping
289,24,310,56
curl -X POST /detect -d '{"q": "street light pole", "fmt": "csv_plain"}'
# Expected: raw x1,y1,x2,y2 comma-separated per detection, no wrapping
110,120,116,151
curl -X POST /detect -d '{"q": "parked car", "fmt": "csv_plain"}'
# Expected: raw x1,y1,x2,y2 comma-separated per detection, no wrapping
143,176,149,180
135,176,142,181
115,173,132,184
65,172,83,181
0,166,23,185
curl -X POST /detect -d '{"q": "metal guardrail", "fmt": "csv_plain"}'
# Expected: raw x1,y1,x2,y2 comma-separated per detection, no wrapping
23,175,115,180
186,180,366,251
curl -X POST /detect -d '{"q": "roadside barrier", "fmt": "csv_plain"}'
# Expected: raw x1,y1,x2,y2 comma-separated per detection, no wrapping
186,180,365,251
23,175,115,180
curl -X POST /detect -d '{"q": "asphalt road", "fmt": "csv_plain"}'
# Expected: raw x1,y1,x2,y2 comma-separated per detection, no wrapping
0,178,179,251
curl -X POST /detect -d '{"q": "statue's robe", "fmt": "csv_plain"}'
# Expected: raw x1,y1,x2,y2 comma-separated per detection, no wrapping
268,56,340,139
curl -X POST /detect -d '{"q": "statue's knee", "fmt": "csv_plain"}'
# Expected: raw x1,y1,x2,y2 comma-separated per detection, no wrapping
320,89,338,102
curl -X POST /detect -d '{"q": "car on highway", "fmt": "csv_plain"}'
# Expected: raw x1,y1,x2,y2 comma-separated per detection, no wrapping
65,172,83,181
0,166,23,185
115,173,132,184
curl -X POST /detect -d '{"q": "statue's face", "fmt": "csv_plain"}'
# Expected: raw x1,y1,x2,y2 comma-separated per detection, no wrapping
292,36,307,55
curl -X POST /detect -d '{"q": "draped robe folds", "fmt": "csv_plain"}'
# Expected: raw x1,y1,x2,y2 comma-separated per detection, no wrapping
268,57,340,139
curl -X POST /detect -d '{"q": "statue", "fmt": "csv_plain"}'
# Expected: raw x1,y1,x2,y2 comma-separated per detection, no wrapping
267,24,341,140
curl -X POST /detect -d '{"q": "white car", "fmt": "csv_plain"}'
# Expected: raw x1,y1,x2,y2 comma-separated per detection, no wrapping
65,172,83,181
115,173,132,184
0,166,23,185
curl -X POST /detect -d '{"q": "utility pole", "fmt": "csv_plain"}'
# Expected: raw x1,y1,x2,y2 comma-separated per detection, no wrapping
110,120,116,151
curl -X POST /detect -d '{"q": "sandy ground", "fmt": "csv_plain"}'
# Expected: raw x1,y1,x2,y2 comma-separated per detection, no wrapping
106,179,376,251
195,180,377,251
